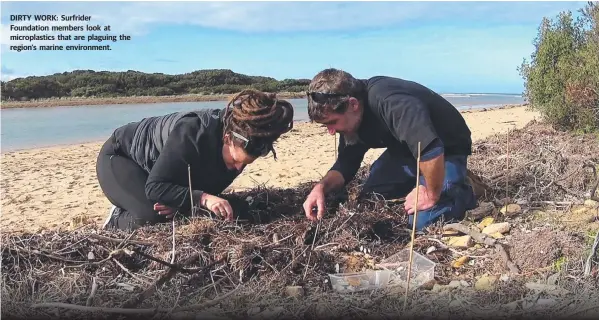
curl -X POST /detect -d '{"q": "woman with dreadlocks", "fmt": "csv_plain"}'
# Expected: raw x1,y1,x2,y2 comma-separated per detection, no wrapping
96,89,294,230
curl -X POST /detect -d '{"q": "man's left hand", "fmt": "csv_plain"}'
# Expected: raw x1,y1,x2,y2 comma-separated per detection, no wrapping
154,203,177,219
404,185,438,214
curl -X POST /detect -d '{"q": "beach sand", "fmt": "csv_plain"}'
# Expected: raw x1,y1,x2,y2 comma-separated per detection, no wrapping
1,106,541,234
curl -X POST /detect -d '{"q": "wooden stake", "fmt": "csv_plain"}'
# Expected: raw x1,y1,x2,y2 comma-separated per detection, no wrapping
334,133,337,159
403,141,421,310
506,128,510,202
188,164,194,217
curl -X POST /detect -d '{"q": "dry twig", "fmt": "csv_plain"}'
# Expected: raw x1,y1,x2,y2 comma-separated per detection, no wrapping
584,231,599,277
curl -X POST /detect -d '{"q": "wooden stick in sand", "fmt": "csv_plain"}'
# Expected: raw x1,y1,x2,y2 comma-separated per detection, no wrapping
506,128,510,202
188,164,195,217
334,133,337,159
403,141,421,310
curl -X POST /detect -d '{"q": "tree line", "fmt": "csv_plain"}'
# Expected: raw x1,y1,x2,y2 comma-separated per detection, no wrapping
519,1,598,132
0,69,311,101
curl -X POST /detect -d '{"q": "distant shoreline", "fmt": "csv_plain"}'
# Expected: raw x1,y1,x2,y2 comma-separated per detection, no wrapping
0,92,307,109
0,92,524,110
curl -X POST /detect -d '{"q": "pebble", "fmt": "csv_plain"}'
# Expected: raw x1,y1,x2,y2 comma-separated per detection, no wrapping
285,286,304,298
482,222,511,235
584,199,599,208
500,203,522,216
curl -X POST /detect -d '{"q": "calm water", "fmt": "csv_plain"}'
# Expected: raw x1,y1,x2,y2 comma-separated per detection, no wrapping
1,94,524,152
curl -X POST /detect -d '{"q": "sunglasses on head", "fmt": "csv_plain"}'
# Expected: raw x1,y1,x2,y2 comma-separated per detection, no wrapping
230,131,271,157
306,91,350,104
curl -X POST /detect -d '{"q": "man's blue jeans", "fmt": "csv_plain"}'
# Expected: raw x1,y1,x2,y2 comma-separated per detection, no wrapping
361,150,477,231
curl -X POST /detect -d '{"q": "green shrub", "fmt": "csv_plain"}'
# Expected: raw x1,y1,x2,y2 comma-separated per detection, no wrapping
519,1,598,132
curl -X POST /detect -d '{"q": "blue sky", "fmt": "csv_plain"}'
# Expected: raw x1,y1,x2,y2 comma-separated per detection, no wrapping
0,1,589,94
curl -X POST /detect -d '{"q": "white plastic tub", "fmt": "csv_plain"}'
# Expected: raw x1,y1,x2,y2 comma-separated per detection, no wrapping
378,249,436,289
328,269,392,293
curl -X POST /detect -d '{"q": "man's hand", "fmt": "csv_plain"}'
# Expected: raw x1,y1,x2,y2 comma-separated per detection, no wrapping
302,171,346,221
303,184,326,221
404,185,438,214
201,193,234,221
404,152,445,215
155,203,177,219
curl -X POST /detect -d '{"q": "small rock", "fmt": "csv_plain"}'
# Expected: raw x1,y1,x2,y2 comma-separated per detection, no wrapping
546,273,559,285
449,300,462,308
426,246,437,254
525,282,569,296
248,307,261,316
467,202,496,220
420,279,437,290
447,235,473,248
475,274,499,291
442,229,460,237
256,307,286,319
431,284,448,293
87,252,95,260
272,233,279,244
500,274,510,282
482,222,511,235
522,298,557,311
477,217,495,230
500,204,521,216
490,232,504,239
451,256,470,268
584,199,599,208
504,301,519,311
115,283,135,291
285,286,305,298
572,205,589,215
460,280,470,287
448,280,463,288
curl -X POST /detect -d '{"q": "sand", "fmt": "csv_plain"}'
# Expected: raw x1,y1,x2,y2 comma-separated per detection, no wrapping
1,106,541,234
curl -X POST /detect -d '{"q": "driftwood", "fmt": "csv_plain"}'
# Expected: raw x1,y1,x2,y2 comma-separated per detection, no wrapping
495,243,521,274
466,202,497,220
33,285,240,319
584,231,599,277
583,163,599,202
467,169,491,199
443,223,520,274
89,233,155,246
121,253,199,308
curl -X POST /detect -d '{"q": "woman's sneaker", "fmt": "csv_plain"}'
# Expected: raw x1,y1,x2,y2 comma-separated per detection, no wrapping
103,205,122,230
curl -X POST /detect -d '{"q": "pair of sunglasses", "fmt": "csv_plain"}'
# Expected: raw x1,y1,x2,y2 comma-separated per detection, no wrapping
306,91,350,104
231,131,271,157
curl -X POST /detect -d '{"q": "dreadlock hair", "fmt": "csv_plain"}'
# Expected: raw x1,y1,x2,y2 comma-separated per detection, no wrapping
222,89,294,160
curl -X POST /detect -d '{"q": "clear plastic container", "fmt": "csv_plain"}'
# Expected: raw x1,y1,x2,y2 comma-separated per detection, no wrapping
378,249,435,290
328,269,392,293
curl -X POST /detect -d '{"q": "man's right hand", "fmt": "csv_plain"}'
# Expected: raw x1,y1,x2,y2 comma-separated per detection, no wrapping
201,193,234,221
303,184,326,221
302,171,346,221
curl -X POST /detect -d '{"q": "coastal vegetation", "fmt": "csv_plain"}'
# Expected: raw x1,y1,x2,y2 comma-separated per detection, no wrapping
519,1,599,132
0,69,310,107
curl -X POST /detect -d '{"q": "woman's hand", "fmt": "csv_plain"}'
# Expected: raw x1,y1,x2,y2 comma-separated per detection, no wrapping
154,203,177,219
201,193,234,221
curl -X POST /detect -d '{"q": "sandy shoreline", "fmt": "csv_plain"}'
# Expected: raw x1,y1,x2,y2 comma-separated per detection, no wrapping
1,106,541,234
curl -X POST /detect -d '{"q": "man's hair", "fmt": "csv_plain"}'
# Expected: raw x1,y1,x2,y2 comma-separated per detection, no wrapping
307,68,366,121
222,89,294,159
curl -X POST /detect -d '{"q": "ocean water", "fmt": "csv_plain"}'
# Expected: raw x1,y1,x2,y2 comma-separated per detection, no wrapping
0,94,524,152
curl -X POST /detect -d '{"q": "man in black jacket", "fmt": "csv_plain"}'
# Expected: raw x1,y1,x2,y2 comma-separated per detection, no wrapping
302,68,477,231
96,90,294,230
